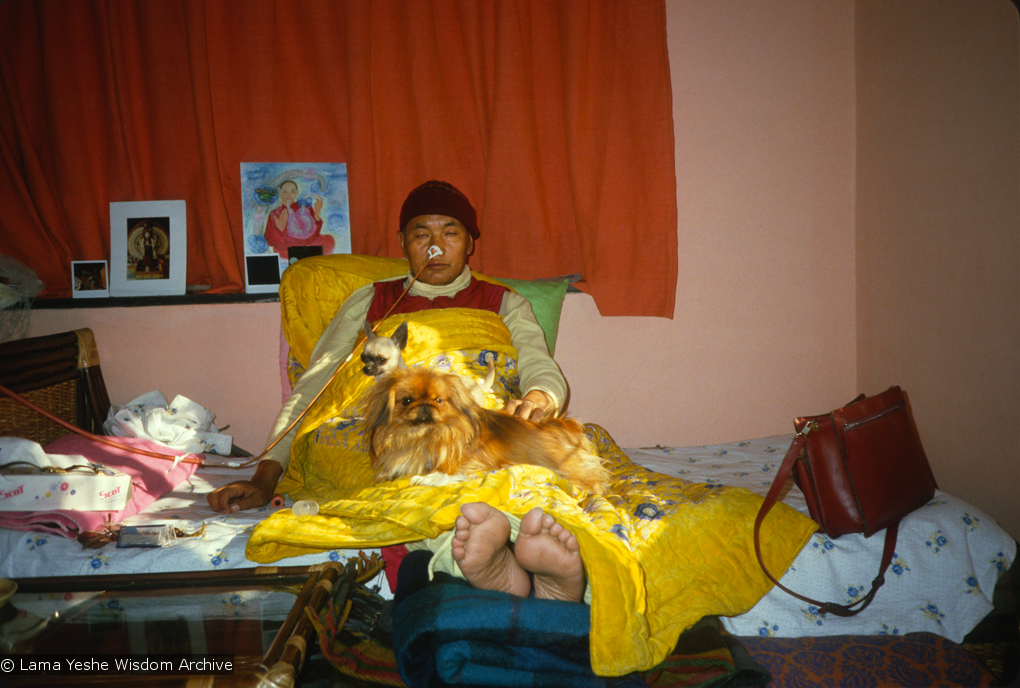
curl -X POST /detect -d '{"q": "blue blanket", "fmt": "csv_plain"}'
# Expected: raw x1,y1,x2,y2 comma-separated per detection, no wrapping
391,551,645,688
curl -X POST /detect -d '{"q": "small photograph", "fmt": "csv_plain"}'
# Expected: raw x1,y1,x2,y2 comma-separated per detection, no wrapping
244,254,282,294
71,261,109,299
286,245,324,266
125,217,172,281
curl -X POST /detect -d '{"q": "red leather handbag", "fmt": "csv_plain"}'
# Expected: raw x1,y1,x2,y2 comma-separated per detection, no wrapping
754,386,938,616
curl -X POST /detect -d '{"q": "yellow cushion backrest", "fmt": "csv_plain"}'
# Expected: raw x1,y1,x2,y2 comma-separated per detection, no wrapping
279,254,409,369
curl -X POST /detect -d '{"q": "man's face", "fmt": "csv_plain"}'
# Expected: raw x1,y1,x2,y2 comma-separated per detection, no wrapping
279,182,298,206
398,215,474,286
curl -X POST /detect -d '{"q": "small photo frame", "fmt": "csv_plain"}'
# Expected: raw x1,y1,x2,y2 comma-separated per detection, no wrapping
109,201,187,297
286,245,324,265
244,254,282,294
71,260,109,299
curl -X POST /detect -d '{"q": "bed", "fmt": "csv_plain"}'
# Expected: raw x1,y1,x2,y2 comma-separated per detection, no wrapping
0,432,1014,686
1,259,1016,687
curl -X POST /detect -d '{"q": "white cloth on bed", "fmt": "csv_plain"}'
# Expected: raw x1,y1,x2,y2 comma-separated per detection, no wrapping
627,435,1017,643
104,391,233,456
0,458,376,580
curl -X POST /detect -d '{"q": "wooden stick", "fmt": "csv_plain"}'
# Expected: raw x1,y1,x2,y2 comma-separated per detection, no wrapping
12,563,332,593
274,562,343,678
262,568,323,668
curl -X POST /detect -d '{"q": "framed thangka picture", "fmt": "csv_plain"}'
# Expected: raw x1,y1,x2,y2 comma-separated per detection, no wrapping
109,201,187,296
240,163,350,292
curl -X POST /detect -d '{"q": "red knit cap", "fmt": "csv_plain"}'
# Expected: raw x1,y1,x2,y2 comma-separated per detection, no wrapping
398,180,480,239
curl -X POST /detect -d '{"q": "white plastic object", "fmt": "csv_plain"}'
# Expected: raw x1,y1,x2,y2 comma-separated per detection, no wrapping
427,245,443,259
292,500,319,518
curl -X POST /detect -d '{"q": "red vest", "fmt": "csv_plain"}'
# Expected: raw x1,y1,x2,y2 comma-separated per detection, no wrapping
365,276,509,322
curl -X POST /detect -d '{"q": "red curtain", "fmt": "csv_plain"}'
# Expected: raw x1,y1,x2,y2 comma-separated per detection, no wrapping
0,0,676,317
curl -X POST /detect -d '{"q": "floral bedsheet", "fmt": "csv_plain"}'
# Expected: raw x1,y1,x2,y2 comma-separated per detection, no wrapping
0,434,1013,645
0,457,370,580
627,434,1017,642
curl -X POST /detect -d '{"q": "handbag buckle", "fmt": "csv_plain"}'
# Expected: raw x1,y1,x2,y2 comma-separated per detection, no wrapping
796,420,819,439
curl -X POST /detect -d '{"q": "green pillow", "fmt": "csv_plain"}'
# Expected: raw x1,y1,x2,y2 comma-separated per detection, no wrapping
492,277,570,356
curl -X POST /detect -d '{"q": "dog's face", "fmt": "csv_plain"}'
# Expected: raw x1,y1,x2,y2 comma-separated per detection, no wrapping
362,366,481,478
366,366,477,431
361,321,408,377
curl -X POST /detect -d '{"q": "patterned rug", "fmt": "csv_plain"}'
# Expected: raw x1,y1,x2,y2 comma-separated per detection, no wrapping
739,633,997,687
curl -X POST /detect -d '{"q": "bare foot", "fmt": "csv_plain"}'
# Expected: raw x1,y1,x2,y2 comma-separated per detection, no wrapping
514,507,586,602
451,502,531,597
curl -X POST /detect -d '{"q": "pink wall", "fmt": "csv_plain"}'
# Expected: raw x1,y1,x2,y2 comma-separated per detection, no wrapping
29,303,284,456
23,1,1019,539
855,0,1020,540
559,0,857,448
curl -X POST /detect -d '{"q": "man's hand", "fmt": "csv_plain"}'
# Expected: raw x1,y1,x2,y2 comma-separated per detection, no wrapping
273,207,289,230
503,389,556,422
207,460,283,513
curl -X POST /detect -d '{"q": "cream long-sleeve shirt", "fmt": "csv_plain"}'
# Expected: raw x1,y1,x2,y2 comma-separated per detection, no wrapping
262,266,568,470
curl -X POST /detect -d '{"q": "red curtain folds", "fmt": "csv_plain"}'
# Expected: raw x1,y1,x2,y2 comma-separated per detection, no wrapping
0,0,676,317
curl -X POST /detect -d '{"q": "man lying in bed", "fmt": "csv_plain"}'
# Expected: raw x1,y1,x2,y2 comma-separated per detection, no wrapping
208,179,588,602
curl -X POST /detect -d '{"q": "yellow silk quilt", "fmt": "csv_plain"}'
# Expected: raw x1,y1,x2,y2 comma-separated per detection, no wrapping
246,307,816,676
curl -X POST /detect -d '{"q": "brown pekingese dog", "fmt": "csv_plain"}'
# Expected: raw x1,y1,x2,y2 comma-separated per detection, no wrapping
362,366,611,495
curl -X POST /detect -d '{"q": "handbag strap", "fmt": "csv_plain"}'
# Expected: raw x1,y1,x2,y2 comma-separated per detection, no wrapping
753,428,899,617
